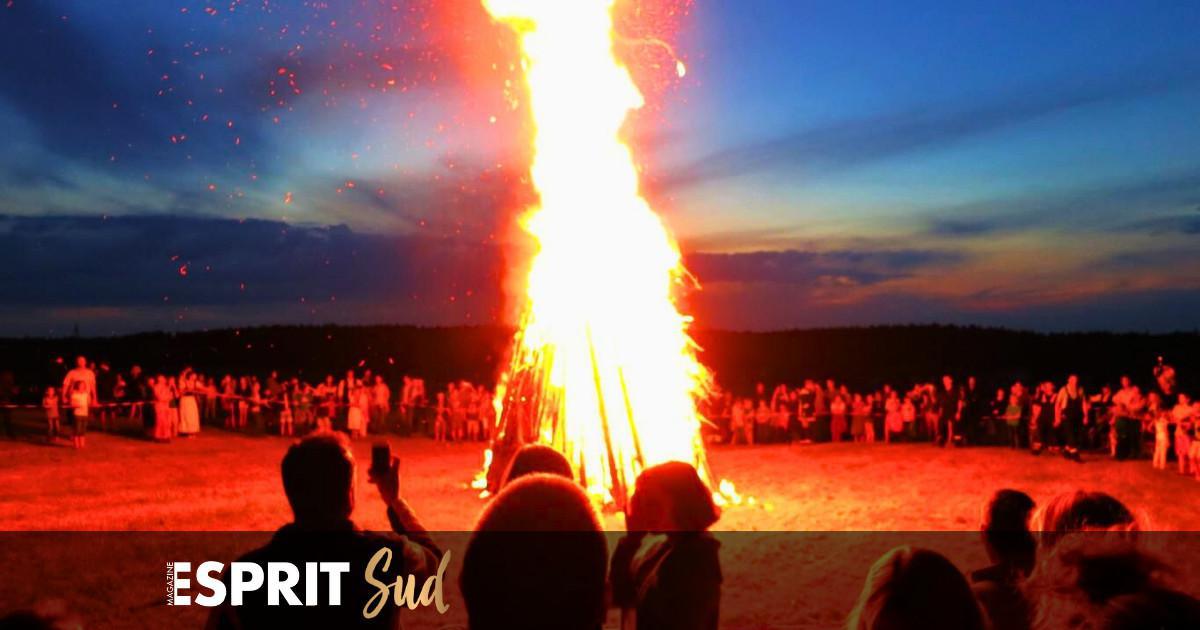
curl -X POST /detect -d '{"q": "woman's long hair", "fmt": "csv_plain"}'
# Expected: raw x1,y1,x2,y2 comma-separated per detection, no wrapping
847,546,985,630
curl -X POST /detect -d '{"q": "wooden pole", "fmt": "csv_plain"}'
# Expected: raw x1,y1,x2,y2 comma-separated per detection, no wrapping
617,367,645,471
586,325,626,511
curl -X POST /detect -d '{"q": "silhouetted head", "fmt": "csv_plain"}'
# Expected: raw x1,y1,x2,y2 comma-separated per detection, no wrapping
502,444,574,487
1098,587,1200,630
981,489,1037,576
628,461,719,533
1037,491,1137,550
1027,536,1194,630
848,546,985,630
461,474,607,630
281,433,355,526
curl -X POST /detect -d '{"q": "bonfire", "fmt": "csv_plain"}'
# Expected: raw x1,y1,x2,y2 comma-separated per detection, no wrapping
476,0,734,511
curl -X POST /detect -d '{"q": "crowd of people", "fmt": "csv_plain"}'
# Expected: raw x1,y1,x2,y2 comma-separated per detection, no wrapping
11,355,1200,483
217,439,1200,630
27,356,497,448
3,355,1200,628
701,360,1200,479
6,431,1197,629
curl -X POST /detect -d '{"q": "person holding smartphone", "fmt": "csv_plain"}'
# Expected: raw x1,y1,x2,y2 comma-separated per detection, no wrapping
208,434,441,629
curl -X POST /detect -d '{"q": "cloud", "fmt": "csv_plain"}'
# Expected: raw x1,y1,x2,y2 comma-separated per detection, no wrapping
656,65,1200,191
1118,209,1200,236
920,170,1200,238
685,248,966,287
689,283,1200,333
0,214,507,334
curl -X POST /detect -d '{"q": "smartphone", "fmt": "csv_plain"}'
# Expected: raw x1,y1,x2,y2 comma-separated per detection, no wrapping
371,442,391,475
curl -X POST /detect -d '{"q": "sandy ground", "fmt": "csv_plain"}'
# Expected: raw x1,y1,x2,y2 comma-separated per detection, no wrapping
1,429,1198,628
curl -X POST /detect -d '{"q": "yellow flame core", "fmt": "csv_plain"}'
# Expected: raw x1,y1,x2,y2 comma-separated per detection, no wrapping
484,0,712,503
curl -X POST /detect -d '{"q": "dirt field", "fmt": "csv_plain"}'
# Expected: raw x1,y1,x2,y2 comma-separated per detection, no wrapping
1,430,1198,628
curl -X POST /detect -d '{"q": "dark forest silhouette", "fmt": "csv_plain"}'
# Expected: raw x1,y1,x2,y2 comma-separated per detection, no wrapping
0,325,1196,399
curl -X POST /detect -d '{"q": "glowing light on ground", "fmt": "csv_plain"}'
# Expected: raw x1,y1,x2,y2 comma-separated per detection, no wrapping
476,0,736,509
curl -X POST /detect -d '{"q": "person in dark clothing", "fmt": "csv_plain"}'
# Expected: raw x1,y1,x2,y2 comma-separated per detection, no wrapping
935,375,962,447
1088,385,1112,451
126,365,152,432
611,462,722,630
1055,375,1088,462
461,474,608,630
989,388,1008,444
971,489,1036,630
1031,382,1057,455
0,371,15,438
207,432,442,629
94,362,116,431
795,383,816,443
962,376,983,445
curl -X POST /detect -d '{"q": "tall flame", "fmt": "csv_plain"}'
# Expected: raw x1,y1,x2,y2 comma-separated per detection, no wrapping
481,0,715,506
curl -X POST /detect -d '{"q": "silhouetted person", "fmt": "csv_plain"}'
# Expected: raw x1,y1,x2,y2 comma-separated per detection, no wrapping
0,370,15,438
501,443,574,487
1098,587,1200,630
935,375,962,447
847,546,985,630
971,489,1036,630
1037,490,1137,551
1027,536,1200,630
460,474,608,630
207,432,442,629
611,462,722,630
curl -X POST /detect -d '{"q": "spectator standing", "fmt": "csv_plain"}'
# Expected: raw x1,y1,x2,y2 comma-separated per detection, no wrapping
611,462,722,630
0,370,17,438
42,387,60,441
61,357,96,419
371,375,391,434
69,380,90,449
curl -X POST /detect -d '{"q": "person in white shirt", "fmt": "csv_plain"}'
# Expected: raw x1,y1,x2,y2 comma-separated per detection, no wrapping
69,381,90,449
62,356,97,412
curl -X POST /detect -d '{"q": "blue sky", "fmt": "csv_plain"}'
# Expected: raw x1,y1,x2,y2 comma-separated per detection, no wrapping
1,0,1198,335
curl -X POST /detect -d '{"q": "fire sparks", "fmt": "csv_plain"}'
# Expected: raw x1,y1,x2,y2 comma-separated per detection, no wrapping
479,0,729,509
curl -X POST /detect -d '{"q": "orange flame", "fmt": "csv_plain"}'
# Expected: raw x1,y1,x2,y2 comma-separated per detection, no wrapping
480,0,729,507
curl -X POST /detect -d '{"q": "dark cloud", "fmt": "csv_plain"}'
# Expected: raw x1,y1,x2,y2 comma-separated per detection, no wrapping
1119,210,1200,236
1095,246,1200,273
685,249,966,287
0,214,506,334
921,170,1200,238
0,214,1193,336
690,283,1200,333
924,217,1012,237
657,65,1200,191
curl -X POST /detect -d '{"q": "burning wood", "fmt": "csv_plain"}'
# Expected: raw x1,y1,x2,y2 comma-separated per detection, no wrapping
474,0,736,510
